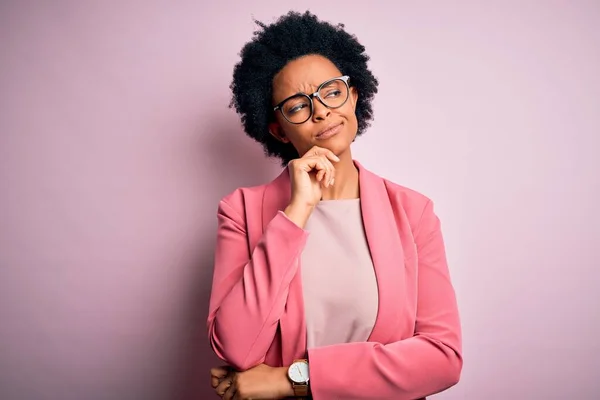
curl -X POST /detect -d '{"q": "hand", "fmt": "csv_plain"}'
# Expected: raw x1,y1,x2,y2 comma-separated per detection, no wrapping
288,146,340,208
211,365,231,393
212,363,292,400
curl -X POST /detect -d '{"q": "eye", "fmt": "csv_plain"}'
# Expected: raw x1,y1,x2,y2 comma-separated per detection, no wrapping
324,89,342,98
288,102,308,114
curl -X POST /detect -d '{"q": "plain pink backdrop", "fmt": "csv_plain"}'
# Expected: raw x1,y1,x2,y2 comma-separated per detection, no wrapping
1,1,599,399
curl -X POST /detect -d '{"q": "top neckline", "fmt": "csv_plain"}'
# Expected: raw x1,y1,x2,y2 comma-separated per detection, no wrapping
316,198,361,206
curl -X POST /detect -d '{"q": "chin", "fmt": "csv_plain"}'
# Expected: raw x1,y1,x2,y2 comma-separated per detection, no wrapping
322,136,352,155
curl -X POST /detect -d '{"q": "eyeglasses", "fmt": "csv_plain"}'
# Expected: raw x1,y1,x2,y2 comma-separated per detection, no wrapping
273,75,351,124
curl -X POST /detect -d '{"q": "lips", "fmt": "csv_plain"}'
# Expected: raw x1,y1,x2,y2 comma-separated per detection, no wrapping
316,123,343,139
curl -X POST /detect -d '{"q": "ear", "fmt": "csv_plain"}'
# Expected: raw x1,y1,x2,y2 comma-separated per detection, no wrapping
350,86,359,109
268,122,290,143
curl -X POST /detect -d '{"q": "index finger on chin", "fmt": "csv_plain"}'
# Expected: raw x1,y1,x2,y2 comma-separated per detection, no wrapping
308,146,339,162
307,145,327,157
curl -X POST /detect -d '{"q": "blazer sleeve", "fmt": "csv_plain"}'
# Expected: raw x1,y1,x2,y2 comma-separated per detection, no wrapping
307,199,463,400
207,198,309,371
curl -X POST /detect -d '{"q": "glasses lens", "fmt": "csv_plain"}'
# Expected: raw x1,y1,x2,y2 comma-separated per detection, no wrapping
318,79,349,108
282,95,312,124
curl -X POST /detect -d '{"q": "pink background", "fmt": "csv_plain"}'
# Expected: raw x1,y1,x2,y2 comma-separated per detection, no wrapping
1,1,599,399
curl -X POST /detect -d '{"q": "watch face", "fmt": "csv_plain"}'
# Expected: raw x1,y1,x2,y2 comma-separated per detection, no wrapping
288,361,310,383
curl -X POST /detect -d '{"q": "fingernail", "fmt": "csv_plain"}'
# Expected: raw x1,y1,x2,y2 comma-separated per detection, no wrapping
330,178,335,186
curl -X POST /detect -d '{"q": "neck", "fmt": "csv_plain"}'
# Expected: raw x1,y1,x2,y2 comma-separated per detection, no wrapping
320,148,359,200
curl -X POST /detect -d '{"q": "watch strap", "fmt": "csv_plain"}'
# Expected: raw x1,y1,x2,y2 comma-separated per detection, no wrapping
292,381,309,397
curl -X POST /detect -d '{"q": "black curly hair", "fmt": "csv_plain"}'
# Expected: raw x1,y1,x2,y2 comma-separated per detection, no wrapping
229,10,379,166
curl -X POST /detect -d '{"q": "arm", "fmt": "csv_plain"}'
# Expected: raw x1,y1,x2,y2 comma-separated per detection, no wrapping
307,200,463,400
207,199,309,371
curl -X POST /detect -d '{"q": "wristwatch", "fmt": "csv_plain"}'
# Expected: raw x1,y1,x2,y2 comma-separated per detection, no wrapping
287,359,309,398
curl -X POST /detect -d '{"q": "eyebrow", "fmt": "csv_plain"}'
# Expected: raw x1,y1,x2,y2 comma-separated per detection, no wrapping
275,77,340,104
297,78,336,93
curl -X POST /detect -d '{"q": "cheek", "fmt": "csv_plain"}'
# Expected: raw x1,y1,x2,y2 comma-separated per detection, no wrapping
343,104,358,126
284,126,314,146
341,105,359,137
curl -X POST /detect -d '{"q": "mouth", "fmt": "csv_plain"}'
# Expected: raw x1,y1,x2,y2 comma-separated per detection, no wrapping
316,122,343,139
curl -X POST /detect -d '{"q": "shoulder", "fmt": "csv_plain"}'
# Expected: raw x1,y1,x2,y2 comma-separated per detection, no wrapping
220,183,268,206
382,178,432,213
359,163,437,232
359,161,432,214
217,167,290,216
217,183,268,217
382,178,437,230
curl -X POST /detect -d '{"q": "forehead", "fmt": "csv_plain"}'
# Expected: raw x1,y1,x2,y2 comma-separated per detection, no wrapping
272,54,342,100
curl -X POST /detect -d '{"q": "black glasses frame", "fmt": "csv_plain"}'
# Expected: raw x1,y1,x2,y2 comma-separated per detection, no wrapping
273,75,351,124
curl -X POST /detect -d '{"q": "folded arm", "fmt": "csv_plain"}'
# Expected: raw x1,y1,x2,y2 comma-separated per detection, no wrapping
308,200,463,399
207,199,308,371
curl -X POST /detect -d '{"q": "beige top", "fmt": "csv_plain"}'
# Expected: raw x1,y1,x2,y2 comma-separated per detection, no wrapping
301,199,379,349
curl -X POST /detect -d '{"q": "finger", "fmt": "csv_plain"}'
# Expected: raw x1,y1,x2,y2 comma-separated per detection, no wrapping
312,158,329,187
223,382,236,400
323,160,331,187
315,158,330,185
211,375,228,388
302,156,325,175
299,156,332,186
211,367,229,379
316,169,325,182
306,146,326,158
211,367,229,388
306,146,340,163
316,147,341,164
319,156,335,187
215,378,232,397
326,151,340,163
317,158,329,183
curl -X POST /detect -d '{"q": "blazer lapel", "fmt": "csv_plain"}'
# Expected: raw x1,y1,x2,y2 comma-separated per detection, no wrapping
355,161,407,344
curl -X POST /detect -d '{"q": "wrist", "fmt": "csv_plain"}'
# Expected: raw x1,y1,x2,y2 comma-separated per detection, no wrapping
284,201,314,228
276,366,294,398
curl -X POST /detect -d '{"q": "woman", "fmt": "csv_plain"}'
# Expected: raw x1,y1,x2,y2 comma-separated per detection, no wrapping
207,11,462,400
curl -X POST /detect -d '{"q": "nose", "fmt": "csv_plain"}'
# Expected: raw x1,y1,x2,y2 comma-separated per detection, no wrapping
312,98,331,121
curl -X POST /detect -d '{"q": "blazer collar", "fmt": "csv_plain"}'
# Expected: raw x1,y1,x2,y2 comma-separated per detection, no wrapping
261,160,406,361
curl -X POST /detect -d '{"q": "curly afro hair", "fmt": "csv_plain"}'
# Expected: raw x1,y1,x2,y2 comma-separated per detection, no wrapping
229,10,379,166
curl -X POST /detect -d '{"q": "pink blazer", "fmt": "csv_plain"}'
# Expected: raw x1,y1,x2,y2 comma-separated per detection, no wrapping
207,160,462,400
